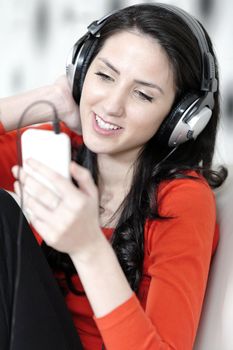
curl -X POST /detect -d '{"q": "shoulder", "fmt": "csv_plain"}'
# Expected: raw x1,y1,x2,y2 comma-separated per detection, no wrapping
157,171,215,218
144,171,217,256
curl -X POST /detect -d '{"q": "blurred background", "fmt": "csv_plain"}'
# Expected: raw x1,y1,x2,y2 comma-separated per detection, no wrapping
0,0,232,163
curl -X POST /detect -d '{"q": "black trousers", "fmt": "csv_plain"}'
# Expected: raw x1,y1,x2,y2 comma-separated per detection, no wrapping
0,189,84,350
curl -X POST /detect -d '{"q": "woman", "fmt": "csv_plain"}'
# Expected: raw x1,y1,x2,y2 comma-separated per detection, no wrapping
0,3,227,350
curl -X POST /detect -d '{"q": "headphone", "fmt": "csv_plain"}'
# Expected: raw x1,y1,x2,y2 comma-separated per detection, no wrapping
66,3,218,147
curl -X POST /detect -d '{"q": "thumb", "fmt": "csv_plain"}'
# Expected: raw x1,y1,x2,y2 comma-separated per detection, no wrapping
70,161,97,197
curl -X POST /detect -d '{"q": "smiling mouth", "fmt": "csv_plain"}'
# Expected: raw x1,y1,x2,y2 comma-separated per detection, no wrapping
95,114,122,131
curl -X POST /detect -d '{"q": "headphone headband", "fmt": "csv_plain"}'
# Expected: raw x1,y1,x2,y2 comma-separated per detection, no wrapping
72,3,217,95
153,4,217,93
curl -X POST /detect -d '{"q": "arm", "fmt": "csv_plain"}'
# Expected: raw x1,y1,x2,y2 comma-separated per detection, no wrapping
0,84,59,131
94,177,217,349
12,161,217,349
0,76,81,133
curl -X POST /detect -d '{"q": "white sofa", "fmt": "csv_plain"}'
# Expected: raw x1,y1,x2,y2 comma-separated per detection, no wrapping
194,164,233,349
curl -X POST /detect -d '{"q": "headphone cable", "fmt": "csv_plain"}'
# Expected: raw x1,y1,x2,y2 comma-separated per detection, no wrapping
9,100,60,350
151,146,179,177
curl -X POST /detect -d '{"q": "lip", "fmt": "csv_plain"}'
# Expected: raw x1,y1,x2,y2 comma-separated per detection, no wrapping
92,113,123,136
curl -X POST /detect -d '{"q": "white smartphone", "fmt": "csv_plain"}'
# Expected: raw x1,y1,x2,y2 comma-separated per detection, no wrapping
21,128,71,192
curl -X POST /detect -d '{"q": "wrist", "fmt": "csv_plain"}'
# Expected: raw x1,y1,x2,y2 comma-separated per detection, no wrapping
52,83,72,119
53,76,82,134
69,230,133,318
69,229,109,265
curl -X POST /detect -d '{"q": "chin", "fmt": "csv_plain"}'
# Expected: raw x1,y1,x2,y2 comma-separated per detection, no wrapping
82,138,107,154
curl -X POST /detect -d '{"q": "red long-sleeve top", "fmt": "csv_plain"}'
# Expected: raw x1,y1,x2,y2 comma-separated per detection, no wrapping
0,121,218,349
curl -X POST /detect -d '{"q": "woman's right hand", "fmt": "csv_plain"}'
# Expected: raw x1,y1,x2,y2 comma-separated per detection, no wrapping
54,75,82,135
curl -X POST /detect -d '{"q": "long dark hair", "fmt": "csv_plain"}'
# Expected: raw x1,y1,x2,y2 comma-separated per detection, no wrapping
42,4,227,294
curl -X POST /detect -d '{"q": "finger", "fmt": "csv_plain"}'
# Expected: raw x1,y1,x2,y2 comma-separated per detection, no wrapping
25,158,65,182
20,186,56,221
13,179,23,197
14,175,60,217
14,180,72,239
13,165,63,210
12,165,25,181
24,158,75,196
26,201,75,250
31,217,66,253
70,162,97,197
24,182,62,211
12,165,42,191
21,160,88,212
30,218,52,245
14,180,35,221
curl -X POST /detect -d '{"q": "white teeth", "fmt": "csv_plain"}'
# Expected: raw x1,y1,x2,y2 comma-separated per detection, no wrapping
95,115,120,131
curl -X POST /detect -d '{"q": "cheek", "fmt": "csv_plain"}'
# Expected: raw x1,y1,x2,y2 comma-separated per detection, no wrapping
143,122,163,141
80,77,104,114
143,100,174,137
79,76,91,108
79,79,94,123
131,106,167,136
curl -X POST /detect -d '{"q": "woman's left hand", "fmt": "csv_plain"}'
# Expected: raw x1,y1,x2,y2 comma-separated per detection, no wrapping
12,159,103,259
53,75,82,134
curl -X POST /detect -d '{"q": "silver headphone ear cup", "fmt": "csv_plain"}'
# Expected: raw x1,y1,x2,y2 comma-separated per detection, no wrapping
155,94,199,147
168,104,212,147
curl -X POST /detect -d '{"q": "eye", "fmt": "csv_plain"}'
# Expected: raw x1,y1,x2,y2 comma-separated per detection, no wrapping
95,71,114,82
135,90,154,103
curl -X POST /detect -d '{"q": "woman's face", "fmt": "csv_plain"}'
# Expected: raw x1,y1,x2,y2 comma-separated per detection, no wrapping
79,30,176,160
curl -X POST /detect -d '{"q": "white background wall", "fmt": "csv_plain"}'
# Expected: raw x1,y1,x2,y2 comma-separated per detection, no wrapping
0,0,232,163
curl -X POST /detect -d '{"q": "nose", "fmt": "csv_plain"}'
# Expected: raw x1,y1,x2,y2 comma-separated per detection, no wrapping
103,88,126,118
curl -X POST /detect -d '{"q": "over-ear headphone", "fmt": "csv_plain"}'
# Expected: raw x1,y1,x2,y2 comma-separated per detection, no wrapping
66,3,218,147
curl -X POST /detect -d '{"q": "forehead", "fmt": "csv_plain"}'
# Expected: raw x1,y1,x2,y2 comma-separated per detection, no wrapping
93,30,175,88
98,29,165,60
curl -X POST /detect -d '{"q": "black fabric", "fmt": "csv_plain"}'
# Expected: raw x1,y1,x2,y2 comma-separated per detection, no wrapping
0,189,83,350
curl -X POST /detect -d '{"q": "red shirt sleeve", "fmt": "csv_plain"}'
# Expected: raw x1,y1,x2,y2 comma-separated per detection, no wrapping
94,177,217,350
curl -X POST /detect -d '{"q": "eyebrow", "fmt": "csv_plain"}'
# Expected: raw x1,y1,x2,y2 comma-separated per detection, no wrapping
98,57,164,95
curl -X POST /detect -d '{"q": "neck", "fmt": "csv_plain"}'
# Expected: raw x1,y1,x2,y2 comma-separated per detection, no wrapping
97,153,136,194
96,149,140,228
96,153,136,228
